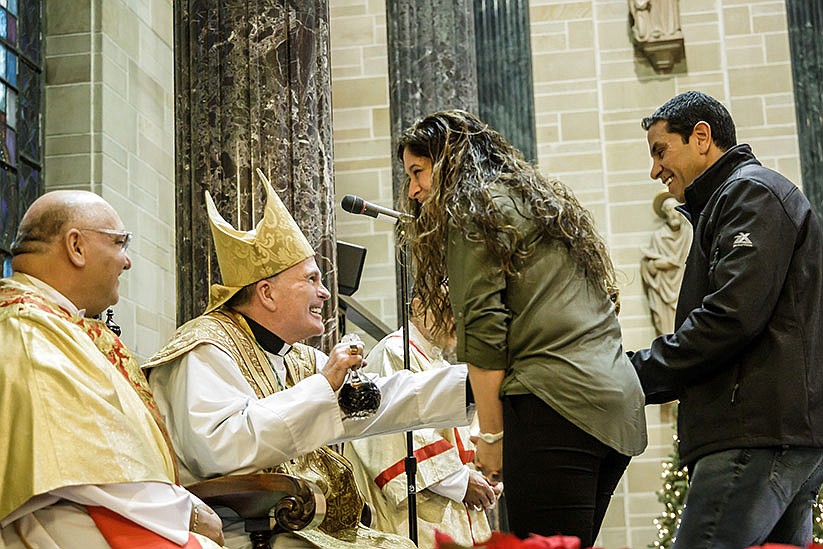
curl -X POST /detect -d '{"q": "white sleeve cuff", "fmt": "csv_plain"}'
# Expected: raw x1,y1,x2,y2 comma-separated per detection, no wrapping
426,466,470,502
50,482,191,545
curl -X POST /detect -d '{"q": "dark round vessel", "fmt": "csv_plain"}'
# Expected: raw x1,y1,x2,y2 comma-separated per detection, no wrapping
338,375,381,419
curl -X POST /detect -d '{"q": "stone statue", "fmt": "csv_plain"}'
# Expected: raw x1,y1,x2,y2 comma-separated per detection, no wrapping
629,0,682,42
640,192,692,336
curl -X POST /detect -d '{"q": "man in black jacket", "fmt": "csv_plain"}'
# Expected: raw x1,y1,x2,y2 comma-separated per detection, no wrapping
632,91,823,548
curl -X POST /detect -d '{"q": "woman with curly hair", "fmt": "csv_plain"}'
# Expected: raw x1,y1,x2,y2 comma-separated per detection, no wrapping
397,110,647,545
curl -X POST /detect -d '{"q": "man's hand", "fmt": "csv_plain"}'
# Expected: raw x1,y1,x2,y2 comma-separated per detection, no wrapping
491,479,504,499
321,340,366,391
190,502,224,546
463,469,499,510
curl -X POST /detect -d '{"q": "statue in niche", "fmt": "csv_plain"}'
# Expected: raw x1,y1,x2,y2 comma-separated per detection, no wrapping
640,191,692,336
629,0,681,42
628,0,685,71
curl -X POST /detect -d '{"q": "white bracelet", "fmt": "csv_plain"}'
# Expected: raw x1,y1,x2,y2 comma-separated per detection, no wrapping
477,430,504,443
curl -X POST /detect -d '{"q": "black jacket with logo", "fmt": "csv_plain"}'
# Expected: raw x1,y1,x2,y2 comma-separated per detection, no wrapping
631,144,823,467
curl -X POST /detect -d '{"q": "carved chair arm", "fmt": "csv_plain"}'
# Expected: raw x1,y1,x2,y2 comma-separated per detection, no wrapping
187,473,326,533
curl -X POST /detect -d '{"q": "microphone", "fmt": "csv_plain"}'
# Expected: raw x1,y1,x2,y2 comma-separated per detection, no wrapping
341,195,414,222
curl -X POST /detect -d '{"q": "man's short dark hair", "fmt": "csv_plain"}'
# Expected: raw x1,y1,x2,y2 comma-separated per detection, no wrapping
225,273,282,309
226,282,258,309
641,91,737,151
11,206,71,256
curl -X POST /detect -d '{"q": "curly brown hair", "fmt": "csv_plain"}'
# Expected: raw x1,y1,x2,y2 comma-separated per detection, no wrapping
397,110,619,338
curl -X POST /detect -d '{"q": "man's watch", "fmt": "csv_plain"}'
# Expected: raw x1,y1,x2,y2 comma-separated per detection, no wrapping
477,430,504,444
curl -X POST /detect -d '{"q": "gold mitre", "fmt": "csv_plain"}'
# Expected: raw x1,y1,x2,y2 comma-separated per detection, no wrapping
205,168,315,313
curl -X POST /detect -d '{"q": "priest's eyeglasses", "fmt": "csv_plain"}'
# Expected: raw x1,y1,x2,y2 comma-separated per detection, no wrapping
78,228,133,252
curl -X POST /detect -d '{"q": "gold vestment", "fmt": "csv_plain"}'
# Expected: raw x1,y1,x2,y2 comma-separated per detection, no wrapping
0,273,176,522
146,309,415,549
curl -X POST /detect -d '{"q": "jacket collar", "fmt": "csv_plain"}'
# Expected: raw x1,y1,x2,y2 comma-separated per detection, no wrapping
683,144,760,219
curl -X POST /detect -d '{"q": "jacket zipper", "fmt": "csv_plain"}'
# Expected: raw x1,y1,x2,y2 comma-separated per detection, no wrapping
730,360,744,403
708,245,720,277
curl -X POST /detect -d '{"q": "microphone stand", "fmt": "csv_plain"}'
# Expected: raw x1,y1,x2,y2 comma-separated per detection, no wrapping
397,230,418,545
340,198,418,543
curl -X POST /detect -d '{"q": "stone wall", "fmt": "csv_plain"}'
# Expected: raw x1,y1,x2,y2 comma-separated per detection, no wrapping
42,0,800,542
330,0,396,341
45,0,175,359
329,0,800,545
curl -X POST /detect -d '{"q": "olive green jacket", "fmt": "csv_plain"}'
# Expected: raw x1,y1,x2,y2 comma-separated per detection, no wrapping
447,188,647,456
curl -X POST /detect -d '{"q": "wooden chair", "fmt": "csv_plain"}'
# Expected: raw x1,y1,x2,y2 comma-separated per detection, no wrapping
103,315,325,548
187,473,326,549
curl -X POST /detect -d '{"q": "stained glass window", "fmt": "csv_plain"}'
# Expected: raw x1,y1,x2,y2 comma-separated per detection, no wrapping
0,0,40,266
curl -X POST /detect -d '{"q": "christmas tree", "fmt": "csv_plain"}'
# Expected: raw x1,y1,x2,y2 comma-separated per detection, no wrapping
649,433,688,549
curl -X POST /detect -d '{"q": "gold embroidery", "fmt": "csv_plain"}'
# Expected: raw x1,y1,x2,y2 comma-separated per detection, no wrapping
204,169,315,313
147,309,366,535
0,282,179,483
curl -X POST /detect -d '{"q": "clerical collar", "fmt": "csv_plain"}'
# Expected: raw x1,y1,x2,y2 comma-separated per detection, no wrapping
242,314,292,356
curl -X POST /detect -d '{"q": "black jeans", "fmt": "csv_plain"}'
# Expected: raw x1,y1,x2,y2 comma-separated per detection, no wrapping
502,394,631,547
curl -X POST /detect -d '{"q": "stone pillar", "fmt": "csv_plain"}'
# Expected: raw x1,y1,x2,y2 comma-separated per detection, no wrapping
786,0,823,217
175,0,338,351
385,0,478,312
386,0,479,199
474,0,537,162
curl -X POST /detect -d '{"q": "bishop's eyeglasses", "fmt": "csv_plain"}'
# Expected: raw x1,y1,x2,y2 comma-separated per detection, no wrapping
78,228,133,252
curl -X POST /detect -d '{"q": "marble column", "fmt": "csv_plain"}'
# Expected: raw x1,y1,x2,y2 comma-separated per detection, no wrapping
175,0,338,351
385,0,479,310
474,0,537,162
786,0,823,217
386,0,479,200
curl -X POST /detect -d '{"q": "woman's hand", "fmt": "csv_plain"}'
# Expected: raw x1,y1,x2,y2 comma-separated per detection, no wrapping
472,437,503,483
467,363,505,482
463,469,498,510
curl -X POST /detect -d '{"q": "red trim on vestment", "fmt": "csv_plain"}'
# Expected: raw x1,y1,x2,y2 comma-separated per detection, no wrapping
87,506,202,549
387,334,429,362
374,439,454,488
453,428,475,465
466,507,476,544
